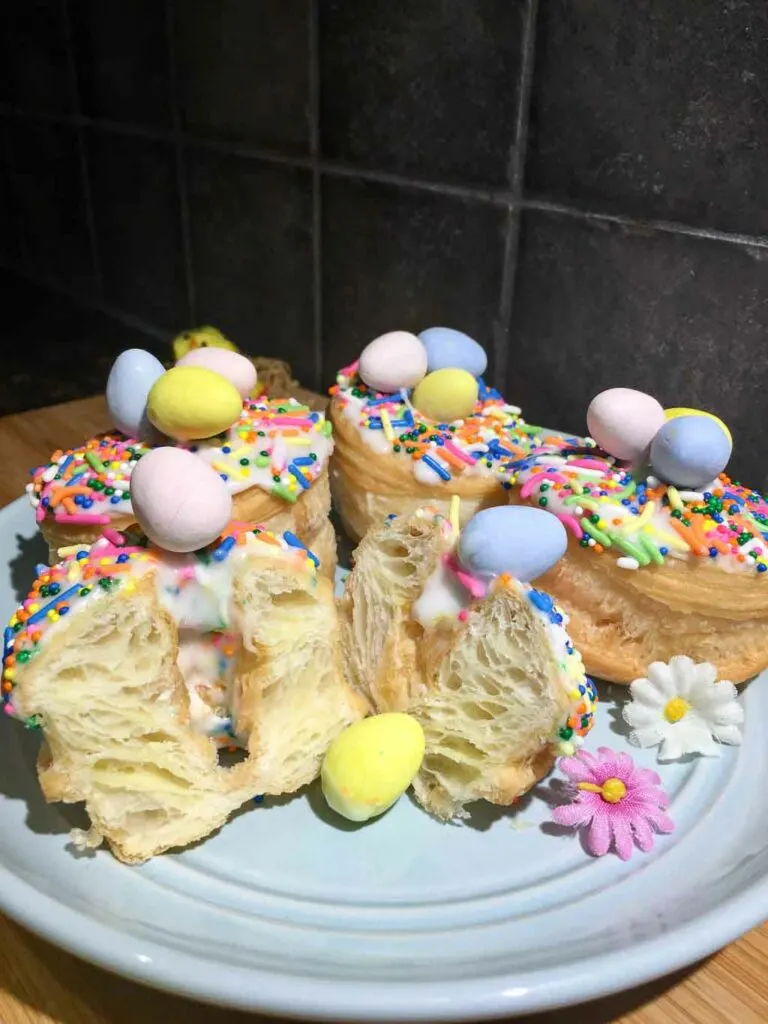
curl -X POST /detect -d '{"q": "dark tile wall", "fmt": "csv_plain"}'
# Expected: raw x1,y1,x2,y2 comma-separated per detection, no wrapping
1,0,767,486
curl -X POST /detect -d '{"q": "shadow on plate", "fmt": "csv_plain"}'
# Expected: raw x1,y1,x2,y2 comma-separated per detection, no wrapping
330,508,355,572
0,719,90,838
305,777,385,831
9,529,48,604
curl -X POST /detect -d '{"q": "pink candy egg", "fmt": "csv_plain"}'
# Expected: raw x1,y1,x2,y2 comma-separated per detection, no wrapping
176,347,257,399
358,331,427,393
131,448,233,553
587,388,666,462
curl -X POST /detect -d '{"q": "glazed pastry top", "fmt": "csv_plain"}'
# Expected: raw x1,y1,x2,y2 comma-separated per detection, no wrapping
331,362,528,487
506,441,768,576
27,396,334,527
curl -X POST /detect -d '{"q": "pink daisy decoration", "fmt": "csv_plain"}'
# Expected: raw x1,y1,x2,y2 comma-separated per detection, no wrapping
551,746,674,860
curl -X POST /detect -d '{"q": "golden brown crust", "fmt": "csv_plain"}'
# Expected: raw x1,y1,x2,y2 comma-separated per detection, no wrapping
41,468,332,565
524,522,768,684
329,396,508,541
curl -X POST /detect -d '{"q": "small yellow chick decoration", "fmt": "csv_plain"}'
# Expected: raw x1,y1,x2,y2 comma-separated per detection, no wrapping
321,713,426,822
172,325,238,362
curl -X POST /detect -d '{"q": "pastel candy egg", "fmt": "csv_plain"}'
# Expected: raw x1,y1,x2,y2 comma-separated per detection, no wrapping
650,415,732,489
177,347,257,399
411,368,479,423
587,388,666,461
458,506,567,582
130,447,233,552
321,713,425,822
147,366,242,441
106,349,165,439
418,326,488,377
664,406,732,446
358,331,427,393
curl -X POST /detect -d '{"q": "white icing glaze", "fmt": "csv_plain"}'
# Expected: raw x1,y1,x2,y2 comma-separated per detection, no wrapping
176,631,235,739
29,397,334,527
190,397,334,497
412,558,471,627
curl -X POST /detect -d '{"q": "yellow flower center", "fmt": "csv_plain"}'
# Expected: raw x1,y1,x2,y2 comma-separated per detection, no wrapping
664,697,691,723
577,778,627,803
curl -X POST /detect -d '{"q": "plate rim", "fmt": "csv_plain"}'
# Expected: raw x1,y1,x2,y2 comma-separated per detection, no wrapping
1,856,767,1020
2,494,768,1019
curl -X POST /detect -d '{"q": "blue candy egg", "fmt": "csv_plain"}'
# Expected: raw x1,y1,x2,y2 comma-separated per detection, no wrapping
418,327,488,377
458,506,567,583
106,348,165,439
650,415,732,489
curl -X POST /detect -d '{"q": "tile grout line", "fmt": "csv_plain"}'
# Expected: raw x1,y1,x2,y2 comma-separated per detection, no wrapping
165,0,197,325
0,260,170,343
508,0,539,194
520,195,768,249
60,0,103,299
3,98,768,252
494,0,540,390
308,0,323,392
1,102,767,272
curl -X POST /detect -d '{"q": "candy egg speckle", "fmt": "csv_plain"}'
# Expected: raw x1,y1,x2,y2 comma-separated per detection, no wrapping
650,415,732,489
458,506,567,582
106,349,165,439
321,713,425,822
418,326,488,377
412,368,478,423
130,447,233,552
358,331,427,393
177,347,257,399
147,366,243,441
664,406,732,446
587,388,666,462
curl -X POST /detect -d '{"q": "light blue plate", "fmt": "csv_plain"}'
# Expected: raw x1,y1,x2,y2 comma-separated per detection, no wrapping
0,496,766,1019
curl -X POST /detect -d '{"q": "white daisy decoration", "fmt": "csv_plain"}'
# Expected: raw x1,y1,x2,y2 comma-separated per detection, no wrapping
622,655,744,761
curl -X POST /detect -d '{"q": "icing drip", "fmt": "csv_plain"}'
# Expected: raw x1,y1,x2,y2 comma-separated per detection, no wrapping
412,557,473,628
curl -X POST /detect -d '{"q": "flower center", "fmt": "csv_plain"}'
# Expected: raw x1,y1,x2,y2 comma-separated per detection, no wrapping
664,697,691,723
577,777,627,803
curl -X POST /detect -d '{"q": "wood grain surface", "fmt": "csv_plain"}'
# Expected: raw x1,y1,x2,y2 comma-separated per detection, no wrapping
0,396,765,1024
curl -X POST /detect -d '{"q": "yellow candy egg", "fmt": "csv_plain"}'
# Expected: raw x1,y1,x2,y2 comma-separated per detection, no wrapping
664,407,732,447
321,713,425,822
147,366,243,441
411,368,479,423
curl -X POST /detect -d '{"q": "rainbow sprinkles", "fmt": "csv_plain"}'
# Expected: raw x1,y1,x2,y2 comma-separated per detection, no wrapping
505,445,768,575
331,361,537,487
28,397,334,527
28,434,147,527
